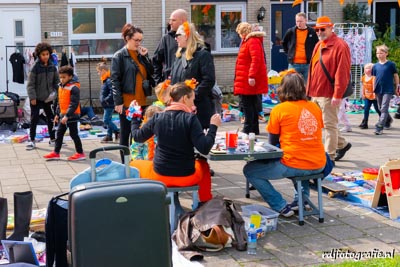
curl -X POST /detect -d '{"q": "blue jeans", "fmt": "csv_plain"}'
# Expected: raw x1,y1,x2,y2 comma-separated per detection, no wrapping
80,106,96,119
288,63,310,82
103,108,119,136
243,159,324,212
363,99,381,121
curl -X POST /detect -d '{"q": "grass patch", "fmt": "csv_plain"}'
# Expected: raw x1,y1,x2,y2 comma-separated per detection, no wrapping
318,254,400,266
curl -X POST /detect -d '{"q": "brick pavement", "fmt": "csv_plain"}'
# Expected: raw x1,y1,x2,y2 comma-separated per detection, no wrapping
1,113,399,266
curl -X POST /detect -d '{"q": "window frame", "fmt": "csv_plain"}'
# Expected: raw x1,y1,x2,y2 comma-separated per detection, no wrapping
305,0,322,25
68,3,131,58
191,2,246,54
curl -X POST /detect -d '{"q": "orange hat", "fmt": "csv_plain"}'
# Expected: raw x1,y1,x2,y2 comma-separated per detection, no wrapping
314,16,333,29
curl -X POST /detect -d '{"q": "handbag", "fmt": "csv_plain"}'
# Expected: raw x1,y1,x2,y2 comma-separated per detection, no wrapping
137,68,152,97
194,225,234,252
319,47,353,98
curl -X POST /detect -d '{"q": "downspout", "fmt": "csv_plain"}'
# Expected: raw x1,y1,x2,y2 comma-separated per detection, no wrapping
161,0,166,37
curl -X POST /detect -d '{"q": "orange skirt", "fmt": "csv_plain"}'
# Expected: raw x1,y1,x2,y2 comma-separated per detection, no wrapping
130,159,212,202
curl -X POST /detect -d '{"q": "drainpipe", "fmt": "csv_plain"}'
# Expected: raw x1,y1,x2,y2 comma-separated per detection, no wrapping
161,0,166,37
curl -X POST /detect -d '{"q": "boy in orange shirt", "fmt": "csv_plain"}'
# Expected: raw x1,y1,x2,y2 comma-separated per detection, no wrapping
359,63,381,129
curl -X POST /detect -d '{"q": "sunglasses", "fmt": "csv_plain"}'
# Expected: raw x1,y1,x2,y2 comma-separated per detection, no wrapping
315,28,326,33
175,33,184,38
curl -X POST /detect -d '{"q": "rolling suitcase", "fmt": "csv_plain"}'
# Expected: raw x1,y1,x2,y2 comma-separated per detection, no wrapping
68,146,172,267
68,179,172,267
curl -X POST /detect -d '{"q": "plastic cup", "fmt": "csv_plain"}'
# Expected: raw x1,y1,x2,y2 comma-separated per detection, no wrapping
226,131,238,153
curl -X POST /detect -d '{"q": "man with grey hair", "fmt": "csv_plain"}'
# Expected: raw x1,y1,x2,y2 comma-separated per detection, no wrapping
152,9,188,84
282,12,318,81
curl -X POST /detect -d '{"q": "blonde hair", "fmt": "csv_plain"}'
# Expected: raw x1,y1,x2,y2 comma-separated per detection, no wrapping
376,44,389,53
154,82,171,104
96,57,109,71
175,23,205,60
143,105,164,123
236,22,252,36
364,63,373,71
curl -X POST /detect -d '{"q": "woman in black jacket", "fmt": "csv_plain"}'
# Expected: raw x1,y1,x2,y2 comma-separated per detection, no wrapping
170,22,216,129
130,81,221,202
111,24,154,158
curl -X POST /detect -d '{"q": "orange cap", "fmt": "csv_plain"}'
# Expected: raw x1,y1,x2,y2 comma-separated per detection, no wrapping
314,16,333,29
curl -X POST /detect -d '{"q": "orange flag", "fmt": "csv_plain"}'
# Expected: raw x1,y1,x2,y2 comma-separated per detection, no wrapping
339,0,345,5
368,0,373,5
292,0,302,7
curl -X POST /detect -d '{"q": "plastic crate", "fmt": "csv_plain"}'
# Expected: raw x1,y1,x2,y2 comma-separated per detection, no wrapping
242,204,279,232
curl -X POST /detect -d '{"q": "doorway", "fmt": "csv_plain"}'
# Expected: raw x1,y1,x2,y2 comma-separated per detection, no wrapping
0,6,41,96
270,3,301,72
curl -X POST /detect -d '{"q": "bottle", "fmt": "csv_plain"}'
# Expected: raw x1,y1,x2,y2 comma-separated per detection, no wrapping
249,132,255,153
247,223,257,255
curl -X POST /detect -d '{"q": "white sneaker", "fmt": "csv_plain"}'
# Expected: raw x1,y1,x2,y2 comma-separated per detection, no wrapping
340,126,352,132
26,141,36,150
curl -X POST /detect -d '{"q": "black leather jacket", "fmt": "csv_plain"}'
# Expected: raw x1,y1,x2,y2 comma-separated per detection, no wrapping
111,46,154,106
152,31,178,85
282,26,319,64
170,46,216,129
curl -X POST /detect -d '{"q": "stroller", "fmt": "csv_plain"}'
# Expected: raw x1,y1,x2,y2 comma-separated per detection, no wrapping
0,91,20,132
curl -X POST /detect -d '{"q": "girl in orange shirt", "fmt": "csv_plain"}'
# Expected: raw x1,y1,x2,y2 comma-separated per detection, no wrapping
359,63,381,129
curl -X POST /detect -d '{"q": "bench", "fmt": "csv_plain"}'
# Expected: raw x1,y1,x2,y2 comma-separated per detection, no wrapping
167,185,199,233
289,173,325,225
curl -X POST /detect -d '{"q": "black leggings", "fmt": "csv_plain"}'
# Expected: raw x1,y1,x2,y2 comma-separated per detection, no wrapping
29,100,55,141
55,120,83,154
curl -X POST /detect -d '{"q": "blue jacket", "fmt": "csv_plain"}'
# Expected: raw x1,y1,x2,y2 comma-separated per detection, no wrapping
100,77,114,108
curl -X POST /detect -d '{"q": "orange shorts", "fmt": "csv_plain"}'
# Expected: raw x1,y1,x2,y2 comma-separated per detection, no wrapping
130,159,212,202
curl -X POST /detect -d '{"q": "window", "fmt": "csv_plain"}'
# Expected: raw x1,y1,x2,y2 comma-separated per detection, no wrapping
15,20,24,37
306,1,321,24
191,3,246,53
69,4,130,57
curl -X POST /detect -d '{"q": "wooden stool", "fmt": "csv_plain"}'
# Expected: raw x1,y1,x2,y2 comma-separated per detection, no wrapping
167,185,199,233
290,173,325,225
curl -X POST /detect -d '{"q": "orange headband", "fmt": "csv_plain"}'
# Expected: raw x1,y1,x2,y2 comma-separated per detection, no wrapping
182,22,190,37
157,79,170,100
185,78,197,90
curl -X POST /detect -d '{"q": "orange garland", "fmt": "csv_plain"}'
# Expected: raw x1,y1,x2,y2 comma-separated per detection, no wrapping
185,79,198,90
293,0,399,7
182,22,190,37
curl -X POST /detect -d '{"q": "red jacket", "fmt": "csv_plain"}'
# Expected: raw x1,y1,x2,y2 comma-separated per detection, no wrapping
307,33,351,99
234,32,268,95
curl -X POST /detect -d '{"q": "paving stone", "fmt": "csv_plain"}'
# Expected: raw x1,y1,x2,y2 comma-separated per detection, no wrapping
261,231,301,249
0,178,28,186
365,226,400,243
317,224,367,241
228,245,274,262
338,214,388,229
342,237,397,255
295,233,345,252
267,246,324,266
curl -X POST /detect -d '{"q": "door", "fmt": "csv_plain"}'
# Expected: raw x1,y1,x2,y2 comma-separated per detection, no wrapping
271,3,301,72
0,6,41,97
374,2,399,39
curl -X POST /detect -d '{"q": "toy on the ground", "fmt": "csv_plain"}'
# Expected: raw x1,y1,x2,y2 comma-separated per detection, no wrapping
322,180,348,198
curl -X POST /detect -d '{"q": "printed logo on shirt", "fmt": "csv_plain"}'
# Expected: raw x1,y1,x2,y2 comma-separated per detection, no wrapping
298,108,318,139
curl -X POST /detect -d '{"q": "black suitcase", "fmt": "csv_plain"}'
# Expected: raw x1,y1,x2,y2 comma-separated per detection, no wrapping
68,172,172,266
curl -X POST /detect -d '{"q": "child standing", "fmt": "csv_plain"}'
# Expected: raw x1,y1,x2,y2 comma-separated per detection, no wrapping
359,63,381,129
26,42,59,150
338,98,352,132
43,66,85,161
97,60,119,143
372,44,399,135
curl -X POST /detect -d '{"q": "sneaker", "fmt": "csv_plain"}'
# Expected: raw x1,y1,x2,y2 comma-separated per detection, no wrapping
49,140,67,147
26,141,36,150
67,153,86,161
384,117,393,130
91,115,100,121
339,126,352,132
375,127,383,135
334,142,352,161
101,135,113,143
258,115,267,123
289,200,312,211
43,151,60,160
279,204,294,217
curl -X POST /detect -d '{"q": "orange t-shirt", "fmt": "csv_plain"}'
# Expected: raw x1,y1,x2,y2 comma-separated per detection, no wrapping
293,28,308,64
362,75,375,100
267,100,326,170
123,49,147,107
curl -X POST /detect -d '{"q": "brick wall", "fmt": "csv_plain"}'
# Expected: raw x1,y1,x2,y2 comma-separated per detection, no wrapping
36,0,350,99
